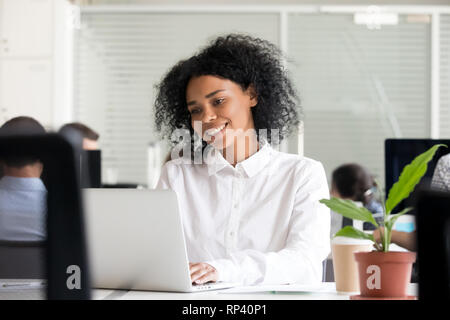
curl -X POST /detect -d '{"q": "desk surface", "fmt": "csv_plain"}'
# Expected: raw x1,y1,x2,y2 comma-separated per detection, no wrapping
0,280,418,300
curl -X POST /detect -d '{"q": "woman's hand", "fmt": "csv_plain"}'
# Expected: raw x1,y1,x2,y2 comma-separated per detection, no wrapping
189,262,218,285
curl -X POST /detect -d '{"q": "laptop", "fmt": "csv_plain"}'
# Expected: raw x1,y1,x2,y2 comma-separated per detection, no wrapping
82,188,237,292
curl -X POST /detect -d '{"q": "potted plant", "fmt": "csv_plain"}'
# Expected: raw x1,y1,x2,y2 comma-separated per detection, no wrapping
320,144,446,299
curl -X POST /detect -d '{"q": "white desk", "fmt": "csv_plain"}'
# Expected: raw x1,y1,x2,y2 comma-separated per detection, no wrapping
0,280,418,300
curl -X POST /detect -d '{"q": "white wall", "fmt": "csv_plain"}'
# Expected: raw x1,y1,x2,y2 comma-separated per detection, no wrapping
0,0,72,130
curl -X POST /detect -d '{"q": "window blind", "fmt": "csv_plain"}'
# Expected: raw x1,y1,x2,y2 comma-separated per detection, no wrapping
287,13,431,188
440,14,450,138
74,12,279,185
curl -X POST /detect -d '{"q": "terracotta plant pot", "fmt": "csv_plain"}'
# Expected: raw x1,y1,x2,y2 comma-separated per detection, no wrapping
354,251,416,298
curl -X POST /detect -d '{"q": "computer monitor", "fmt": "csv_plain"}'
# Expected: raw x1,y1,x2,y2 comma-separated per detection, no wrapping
80,150,101,188
385,139,450,215
416,188,450,300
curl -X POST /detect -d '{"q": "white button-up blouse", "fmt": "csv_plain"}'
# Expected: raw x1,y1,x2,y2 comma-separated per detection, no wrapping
156,141,330,286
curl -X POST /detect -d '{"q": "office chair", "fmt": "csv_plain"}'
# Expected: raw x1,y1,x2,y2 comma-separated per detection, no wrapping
0,240,45,279
0,134,90,299
417,188,450,300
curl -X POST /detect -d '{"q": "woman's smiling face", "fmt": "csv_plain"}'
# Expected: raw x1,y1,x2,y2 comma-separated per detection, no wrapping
186,75,257,150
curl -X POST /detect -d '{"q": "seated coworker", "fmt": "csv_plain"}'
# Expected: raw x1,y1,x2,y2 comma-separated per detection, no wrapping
330,163,383,236
431,153,450,191
59,122,100,151
0,116,47,241
155,34,330,286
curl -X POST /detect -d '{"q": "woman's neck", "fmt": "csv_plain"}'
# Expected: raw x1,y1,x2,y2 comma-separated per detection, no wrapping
222,132,259,167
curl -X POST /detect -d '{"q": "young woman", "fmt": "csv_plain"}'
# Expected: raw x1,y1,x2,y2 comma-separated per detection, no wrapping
155,34,330,286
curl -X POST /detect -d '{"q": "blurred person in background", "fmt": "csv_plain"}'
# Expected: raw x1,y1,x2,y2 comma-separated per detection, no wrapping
59,122,99,151
431,153,450,192
0,116,47,241
330,163,383,237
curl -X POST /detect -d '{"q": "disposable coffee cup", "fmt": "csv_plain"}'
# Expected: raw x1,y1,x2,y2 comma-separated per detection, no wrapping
331,236,373,294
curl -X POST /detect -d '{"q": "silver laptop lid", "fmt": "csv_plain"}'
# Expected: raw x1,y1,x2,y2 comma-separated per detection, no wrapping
83,188,193,292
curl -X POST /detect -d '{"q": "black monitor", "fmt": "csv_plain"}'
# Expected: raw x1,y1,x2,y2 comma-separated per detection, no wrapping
80,150,101,188
385,139,450,215
416,188,450,300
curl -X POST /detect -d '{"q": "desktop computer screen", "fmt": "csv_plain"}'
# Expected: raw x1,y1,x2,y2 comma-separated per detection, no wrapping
80,150,101,188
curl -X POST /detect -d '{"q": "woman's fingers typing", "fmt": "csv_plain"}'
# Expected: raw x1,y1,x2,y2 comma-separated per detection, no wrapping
189,262,218,284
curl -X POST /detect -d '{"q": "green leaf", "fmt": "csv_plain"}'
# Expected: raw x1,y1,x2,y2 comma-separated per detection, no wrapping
385,207,414,230
334,226,375,242
320,198,378,227
385,144,447,214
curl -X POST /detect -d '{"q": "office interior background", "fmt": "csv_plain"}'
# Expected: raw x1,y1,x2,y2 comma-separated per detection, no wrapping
1,0,449,190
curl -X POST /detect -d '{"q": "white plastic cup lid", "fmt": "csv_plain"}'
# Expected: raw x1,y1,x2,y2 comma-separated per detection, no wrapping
332,236,373,245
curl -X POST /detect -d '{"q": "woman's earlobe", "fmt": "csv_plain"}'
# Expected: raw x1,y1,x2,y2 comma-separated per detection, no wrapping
247,85,258,107
250,94,257,107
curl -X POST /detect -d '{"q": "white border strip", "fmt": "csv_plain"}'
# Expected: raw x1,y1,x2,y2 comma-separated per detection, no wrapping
431,12,441,139
320,5,450,14
80,5,317,14
80,5,450,14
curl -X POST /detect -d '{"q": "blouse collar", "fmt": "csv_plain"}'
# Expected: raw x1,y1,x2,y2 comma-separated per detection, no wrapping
205,138,273,178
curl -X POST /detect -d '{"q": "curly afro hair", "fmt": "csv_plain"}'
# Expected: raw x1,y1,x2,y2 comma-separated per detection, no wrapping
154,33,301,150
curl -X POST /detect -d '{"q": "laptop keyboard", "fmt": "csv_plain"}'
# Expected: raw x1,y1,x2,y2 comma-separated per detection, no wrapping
192,282,216,290
192,281,231,291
